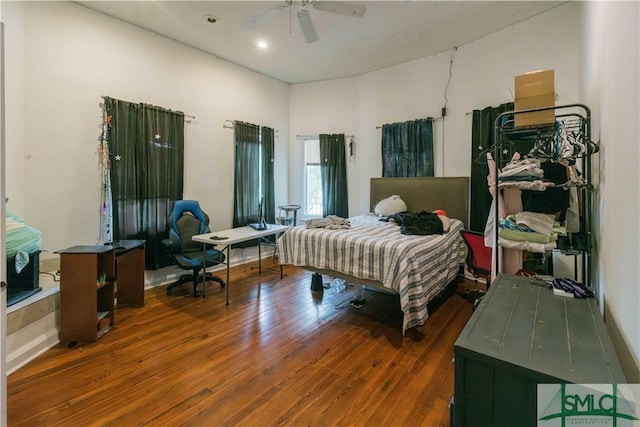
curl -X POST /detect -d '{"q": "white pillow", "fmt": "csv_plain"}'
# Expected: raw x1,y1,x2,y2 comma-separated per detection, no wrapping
374,195,407,217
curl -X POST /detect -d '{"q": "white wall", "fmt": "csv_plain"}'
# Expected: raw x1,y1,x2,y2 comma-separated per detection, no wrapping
3,2,24,214
581,0,640,382
289,2,582,216
7,1,289,261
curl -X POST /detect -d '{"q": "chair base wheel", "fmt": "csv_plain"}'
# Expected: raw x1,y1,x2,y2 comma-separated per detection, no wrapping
165,273,225,298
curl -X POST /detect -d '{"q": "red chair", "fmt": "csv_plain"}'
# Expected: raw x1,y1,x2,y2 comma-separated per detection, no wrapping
460,229,492,288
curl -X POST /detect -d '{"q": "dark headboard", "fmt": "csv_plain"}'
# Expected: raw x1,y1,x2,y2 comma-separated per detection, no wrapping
370,177,470,227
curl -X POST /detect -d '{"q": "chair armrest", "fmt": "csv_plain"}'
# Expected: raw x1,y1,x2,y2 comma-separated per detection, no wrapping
162,238,180,254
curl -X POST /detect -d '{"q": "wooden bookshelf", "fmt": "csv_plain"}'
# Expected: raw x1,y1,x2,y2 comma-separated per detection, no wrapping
56,245,117,343
56,241,145,343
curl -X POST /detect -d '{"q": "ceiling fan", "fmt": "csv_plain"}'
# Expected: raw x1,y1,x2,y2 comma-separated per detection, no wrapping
244,0,367,44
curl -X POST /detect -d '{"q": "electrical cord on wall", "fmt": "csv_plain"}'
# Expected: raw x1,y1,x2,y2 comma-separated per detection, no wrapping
442,47,457,114
441,46,457,176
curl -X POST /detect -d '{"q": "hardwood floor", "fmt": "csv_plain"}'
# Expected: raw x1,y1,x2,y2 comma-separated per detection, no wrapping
7,260,478,426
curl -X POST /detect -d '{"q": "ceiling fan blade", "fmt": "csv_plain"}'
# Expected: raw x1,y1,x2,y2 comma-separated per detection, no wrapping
311,1,366,18
244,4,288,29
297,9,319,43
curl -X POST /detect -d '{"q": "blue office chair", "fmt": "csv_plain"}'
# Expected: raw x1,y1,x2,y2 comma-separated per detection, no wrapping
163,200,225,297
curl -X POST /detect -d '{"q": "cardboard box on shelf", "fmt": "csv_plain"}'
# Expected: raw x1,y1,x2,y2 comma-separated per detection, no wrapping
514,69,555,127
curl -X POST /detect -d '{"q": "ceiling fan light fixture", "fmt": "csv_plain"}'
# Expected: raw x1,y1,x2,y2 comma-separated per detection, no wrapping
297,9,319,43
311,1,366,18
244,0,365,43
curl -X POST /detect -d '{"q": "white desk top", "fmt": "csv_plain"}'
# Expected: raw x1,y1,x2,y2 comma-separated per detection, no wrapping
192,224,289,247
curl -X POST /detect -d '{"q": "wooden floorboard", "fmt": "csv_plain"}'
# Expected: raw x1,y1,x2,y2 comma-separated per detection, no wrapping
7,260,479,426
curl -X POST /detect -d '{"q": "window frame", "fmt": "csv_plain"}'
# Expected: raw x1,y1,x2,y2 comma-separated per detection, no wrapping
303,137,322,218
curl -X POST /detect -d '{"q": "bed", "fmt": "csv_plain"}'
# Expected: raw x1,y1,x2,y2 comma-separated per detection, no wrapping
6,210,43,306
277,176,470,334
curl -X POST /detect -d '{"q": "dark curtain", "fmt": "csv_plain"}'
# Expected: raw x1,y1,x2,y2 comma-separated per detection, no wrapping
319,134,348,218
261,126,275,224
106,97,184,270
233,121,260,228
381,118,434,177
469,102,513,232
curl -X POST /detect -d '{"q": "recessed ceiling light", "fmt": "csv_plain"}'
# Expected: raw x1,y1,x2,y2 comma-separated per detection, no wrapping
257,40,268,49
203,14,218,24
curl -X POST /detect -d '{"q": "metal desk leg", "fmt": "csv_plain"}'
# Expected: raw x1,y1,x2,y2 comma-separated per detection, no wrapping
225,245,230,305
258,239,262,274
202,244,207,298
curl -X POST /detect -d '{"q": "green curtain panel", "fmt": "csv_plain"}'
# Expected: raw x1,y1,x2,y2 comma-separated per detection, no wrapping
261,126,275,224
319,134,348,218
105,97,184,270
381,118,434,177
469,102,514,232
233,121,261,228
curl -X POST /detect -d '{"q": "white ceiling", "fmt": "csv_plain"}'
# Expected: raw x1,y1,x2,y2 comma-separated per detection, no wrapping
75,1,566,84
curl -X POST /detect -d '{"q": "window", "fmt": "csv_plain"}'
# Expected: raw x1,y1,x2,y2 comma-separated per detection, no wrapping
305,138,322,216
104,97,184,269
381,118,434,178
233,122,275,228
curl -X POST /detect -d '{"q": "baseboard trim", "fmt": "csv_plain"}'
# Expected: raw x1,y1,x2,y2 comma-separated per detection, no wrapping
6,311,59,375
603,301,640,383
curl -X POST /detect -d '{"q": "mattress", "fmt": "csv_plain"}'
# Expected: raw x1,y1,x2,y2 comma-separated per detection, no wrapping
276,214,466,333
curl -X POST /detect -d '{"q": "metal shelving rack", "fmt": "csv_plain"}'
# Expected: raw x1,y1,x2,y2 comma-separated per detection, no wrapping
491,103,597,290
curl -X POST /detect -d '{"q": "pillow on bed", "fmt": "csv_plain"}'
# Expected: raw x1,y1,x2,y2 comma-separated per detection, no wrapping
432,209,451,232
374,195,407,217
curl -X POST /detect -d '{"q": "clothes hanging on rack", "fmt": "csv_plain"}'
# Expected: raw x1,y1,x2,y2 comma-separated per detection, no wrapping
498,238,556,254
499,157,544,179
565,166,581,233
526,117,598,162
489,104,595,288
494,158,582,254
498,213,566,249
521,161,570,221
502,177,524,273
484,152,522,279
497,157,552,190
498,180,554,191
511,211,556,235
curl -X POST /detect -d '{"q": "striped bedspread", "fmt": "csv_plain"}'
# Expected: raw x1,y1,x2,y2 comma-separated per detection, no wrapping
276,214,467,333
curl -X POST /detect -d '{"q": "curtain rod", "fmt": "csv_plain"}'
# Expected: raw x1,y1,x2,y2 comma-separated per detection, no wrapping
375,116,443,129
296,134,355,139
101,95,195,119
223,119,278,132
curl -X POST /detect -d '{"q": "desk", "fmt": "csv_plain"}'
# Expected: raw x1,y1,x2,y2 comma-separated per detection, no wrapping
192,224,289,304
56,239,145,342
113,240,146,306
